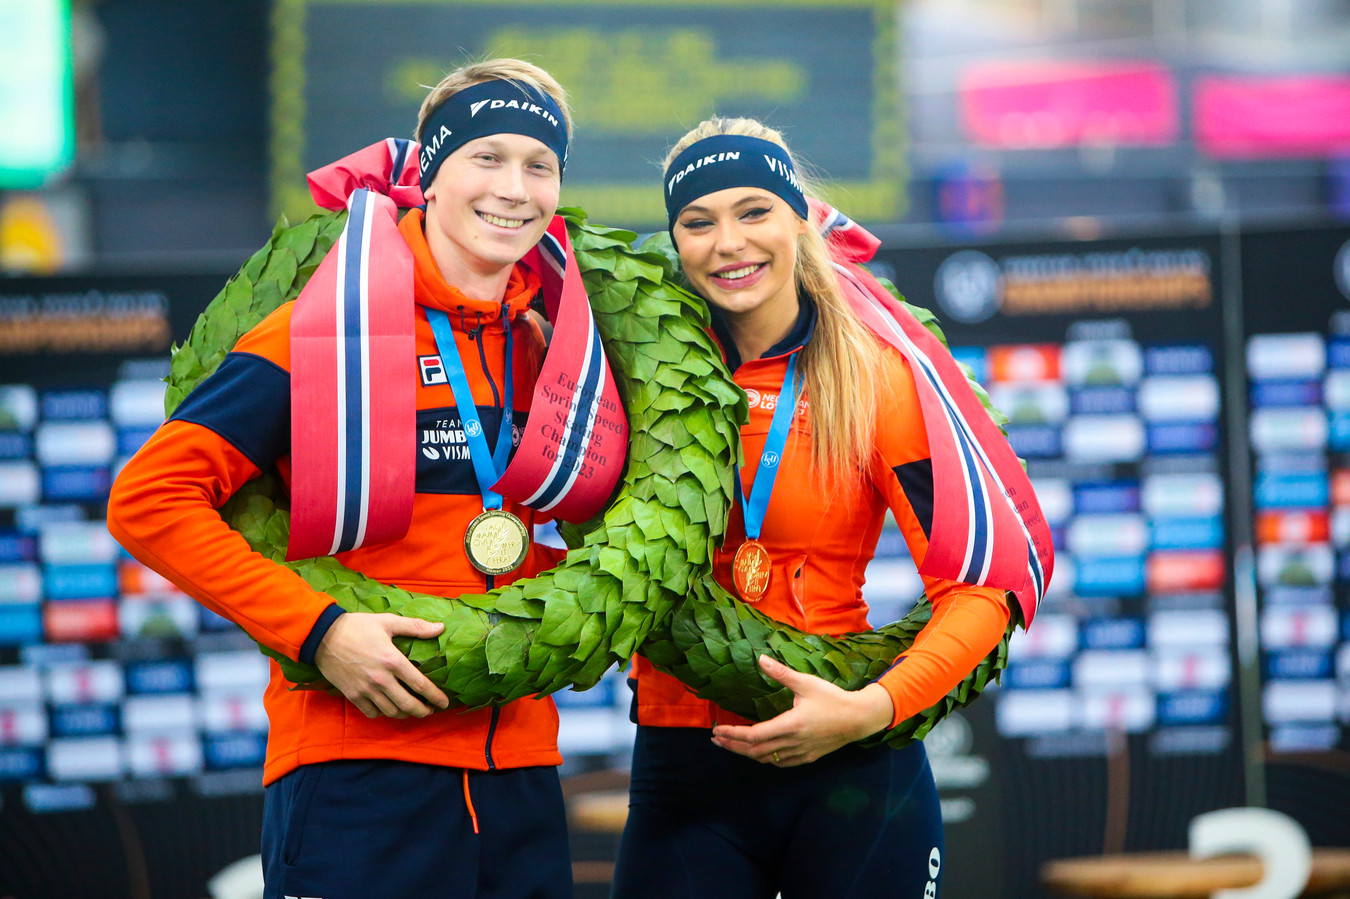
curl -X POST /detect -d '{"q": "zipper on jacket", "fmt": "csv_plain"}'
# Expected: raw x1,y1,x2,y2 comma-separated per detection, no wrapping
465,302,509,770
457,306,503,412
474,307,503,411
484,572,500,770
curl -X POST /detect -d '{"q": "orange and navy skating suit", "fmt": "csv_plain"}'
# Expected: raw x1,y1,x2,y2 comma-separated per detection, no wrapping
613,298,1007,899
108,209,564,786
630,299,1011,729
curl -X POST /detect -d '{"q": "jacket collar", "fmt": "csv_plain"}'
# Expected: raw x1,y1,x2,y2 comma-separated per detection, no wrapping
399,208,540,323
709,295,818,372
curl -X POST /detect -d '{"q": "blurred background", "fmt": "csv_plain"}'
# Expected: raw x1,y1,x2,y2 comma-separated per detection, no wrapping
2,0,1350,897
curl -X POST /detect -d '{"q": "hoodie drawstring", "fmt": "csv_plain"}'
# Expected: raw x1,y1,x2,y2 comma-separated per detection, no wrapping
462,769,480,834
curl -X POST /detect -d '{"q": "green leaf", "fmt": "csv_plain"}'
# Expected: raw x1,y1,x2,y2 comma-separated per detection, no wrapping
485,624,526,675
263,248,300,296
536,594,586,645
678,444,722,494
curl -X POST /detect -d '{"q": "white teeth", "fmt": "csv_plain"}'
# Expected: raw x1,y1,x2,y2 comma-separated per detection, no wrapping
480,212,526,229
717,264,761,280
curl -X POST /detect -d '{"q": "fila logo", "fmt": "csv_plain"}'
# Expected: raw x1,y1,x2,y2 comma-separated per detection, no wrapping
419,355,447,386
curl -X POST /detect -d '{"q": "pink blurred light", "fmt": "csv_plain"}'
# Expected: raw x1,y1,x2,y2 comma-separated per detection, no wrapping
960,61,1179,148
1194,75,1350,158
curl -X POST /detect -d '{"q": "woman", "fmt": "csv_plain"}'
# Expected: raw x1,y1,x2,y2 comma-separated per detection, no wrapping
109,60,578,899
612,117,1047,898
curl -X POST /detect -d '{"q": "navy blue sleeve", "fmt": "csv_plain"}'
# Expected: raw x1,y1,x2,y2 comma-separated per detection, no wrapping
170,352,291,471
892,458,935,539
299,603,346,665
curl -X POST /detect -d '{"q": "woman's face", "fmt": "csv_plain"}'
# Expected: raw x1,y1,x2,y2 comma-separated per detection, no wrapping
673,187,806,324
423,133,560,280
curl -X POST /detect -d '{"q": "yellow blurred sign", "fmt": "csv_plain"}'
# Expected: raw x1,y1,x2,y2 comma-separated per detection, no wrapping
488,28,806,134
272,0,903,227
0,197,64,275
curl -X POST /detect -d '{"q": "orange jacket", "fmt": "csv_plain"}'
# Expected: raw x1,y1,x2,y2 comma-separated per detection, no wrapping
631,301,1010,730
108,210,564,784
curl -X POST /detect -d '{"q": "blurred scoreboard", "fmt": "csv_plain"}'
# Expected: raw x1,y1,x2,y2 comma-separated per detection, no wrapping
1240,227,1350,844
0,274,280,899
867,225,1350,895
871,233,1237,898
875,233,1237,752
0,275,274,813
1247,326,1343,747
271,0,904,227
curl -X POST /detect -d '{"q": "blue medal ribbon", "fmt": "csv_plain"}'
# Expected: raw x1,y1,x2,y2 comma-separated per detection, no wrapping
425,308,515,510
737,351,802,541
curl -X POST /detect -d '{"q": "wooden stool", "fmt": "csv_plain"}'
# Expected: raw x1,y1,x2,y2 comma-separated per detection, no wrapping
1042,849,1350,898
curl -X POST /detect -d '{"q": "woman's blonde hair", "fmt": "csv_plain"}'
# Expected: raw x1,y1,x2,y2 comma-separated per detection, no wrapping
663,117,883,484
415,58,573,144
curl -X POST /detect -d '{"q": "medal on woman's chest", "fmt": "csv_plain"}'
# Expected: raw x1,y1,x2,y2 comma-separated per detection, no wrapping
733,353,802,603
733,539,772,602
426,308,528,576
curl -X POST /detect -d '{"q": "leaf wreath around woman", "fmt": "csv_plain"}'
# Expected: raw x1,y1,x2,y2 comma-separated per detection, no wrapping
168,207,1021,747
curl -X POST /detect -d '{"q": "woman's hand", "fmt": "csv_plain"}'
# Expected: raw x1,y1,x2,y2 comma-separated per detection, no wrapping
710,655,895,767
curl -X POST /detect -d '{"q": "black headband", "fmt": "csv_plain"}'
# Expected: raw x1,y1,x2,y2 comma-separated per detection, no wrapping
418,79,569,193
663,135,809,233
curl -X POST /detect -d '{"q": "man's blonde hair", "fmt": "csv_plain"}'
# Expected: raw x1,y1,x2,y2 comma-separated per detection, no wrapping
415,59,573,143
665,117,883,485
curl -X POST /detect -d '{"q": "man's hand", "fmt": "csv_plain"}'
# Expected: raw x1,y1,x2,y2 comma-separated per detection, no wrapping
710,655,895,766
313,613,450,719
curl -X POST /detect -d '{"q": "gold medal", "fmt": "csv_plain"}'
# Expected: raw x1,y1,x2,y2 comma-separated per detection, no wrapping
464,509,530,575
732,539,772,602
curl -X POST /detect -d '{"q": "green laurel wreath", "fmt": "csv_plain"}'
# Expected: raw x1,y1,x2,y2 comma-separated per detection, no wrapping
169,207,1020,747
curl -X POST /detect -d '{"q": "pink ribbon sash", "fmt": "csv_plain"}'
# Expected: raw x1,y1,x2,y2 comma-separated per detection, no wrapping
495,218,628,522
812,200,1053,622
288,140,419,561
286,139,626,560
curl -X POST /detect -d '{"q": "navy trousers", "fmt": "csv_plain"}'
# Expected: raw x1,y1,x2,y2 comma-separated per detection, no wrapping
611,726,944,899
262,760,573,899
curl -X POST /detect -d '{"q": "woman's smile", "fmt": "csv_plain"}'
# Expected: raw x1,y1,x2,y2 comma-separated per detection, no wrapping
709,261,769,290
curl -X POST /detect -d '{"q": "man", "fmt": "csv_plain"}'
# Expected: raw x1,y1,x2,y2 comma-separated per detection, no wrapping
109,60,581,899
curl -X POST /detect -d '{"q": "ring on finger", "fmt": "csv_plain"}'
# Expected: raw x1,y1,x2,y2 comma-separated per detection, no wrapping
772,751,781,764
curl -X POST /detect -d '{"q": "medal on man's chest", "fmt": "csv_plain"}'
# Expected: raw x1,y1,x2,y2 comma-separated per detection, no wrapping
464,508,531,575
425,307,527,578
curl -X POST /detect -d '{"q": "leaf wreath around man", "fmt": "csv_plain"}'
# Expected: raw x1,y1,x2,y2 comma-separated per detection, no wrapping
167,207,1022,749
